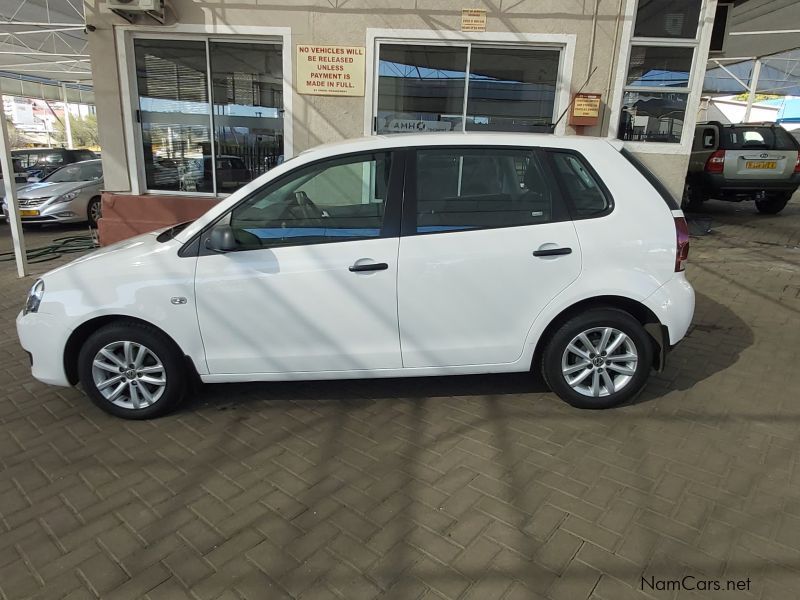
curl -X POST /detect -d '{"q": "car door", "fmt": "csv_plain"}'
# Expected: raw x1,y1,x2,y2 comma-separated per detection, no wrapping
397,146,582,368
194,150,404,375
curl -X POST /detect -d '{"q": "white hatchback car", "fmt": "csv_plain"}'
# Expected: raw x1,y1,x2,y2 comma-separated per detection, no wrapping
17,133,694,419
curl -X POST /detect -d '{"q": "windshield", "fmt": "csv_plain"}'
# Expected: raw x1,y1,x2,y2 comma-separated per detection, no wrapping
43,161,103,183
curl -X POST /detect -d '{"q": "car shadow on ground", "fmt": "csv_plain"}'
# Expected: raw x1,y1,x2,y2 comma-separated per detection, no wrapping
632,290,753,405
185,371,552,414
181,291,751,414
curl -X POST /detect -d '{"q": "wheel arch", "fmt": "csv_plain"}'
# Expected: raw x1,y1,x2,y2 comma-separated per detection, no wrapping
530,295,669,373
64,314,200,386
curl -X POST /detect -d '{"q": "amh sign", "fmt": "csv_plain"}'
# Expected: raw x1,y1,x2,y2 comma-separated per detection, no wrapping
296,45,366,96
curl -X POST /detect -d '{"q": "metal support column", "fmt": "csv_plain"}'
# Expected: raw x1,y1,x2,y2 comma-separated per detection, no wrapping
743,58,762,123
61,82,73,148
0,113,28,277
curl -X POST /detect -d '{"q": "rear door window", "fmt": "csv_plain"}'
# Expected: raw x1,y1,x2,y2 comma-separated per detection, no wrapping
719,127,799,150
413,147,565,233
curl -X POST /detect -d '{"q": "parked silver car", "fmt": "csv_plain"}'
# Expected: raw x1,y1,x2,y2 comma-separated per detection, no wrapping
2,160,104,227
684,122,800,214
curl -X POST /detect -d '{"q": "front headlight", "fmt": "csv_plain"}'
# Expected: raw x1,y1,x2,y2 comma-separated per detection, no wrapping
23,279,45,315
52,190,80,204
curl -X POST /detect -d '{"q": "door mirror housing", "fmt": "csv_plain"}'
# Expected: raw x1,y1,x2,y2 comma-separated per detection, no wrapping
206,224,237,252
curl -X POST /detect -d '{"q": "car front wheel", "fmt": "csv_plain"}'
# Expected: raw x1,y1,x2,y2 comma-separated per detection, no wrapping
541,308,653,409
87,196,102,228
77,321,186,419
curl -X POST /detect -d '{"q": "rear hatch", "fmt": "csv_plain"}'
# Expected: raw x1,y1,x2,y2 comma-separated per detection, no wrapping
720,126,799,180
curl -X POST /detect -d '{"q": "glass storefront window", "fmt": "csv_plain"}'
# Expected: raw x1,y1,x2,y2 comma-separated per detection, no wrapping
618,91,687,143
634,0,701,39
625,46,693,88
134,38,284,194
209,42,284,193
376,43,561,134
134,39,211,192
465,47,559,133
618,1,701,144
376,44,467,134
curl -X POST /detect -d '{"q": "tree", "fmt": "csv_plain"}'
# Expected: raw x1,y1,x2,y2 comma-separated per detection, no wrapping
54,113,100,149
3,116,21,148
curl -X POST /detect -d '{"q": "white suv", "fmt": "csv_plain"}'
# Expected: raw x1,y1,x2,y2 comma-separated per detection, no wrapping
17,133,694,419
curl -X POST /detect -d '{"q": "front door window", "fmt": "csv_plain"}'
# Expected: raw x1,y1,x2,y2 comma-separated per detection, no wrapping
228,152,395,249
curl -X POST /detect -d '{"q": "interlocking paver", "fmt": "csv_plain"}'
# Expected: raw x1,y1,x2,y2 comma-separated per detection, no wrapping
1,198,800,598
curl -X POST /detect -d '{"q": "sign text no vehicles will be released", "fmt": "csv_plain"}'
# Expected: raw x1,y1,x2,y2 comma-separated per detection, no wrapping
296,45,366,97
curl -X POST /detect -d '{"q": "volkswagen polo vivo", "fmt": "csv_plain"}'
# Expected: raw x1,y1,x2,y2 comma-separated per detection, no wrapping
17,133,694,419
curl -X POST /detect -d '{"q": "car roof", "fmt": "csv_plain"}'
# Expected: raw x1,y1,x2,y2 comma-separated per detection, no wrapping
298,132,623,161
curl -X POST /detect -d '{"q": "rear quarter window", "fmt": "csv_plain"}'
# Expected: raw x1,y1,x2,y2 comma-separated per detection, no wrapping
549,151,612,218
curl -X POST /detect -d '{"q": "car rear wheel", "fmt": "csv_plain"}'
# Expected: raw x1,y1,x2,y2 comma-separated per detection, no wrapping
87,196,102,227
77,321,186,419
541,308,653,409
755,193,790,215
681,183,705,211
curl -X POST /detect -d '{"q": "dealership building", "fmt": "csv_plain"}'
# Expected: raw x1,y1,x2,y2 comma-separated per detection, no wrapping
84,0,718,243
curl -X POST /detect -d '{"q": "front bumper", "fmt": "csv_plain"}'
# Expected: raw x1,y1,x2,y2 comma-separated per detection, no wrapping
2,202,84,224
16,311,71,387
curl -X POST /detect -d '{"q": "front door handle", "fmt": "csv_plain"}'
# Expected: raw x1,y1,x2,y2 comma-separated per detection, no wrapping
533,247,572,257
349,262,389,272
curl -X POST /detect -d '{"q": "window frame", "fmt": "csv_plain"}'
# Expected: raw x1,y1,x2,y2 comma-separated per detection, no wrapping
117,26,293,197
365,30,576,138
609,0,714,153
372,40,564,135
401,145,575,238
193,149,406,257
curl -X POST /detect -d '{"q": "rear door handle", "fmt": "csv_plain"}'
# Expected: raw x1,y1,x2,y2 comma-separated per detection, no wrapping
533,247,572,257
349,262,388,272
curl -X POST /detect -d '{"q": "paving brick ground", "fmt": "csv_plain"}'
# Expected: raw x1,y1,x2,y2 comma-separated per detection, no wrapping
0,197,799,600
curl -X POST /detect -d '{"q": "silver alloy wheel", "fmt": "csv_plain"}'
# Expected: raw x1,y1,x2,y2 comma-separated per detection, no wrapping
561,327,638,397
91,341,166,410
89,199,101,224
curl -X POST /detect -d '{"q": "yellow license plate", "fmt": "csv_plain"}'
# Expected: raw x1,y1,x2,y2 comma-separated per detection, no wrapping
746,161,776,169
20,209,39,217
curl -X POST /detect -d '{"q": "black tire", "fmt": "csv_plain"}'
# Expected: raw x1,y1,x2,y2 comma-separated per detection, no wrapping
681,182,705,211
77,321,186,419
541,308,653,409
87,196,102,228
755,193,790,215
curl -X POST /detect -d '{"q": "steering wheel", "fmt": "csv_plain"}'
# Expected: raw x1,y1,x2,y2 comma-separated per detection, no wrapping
287,191,324,221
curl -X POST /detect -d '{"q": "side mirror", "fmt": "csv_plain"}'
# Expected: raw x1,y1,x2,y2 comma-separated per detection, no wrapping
205,224,237,252
27,176,41,183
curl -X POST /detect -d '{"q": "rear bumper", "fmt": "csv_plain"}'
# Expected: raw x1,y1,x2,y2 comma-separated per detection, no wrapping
642,273,695,346
694,173,799,197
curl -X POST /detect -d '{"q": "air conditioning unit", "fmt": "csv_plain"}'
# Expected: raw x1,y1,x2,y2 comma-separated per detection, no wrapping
107,0,162,12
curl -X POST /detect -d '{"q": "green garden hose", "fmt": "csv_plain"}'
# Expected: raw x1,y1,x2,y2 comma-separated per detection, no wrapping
0,234,98,264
